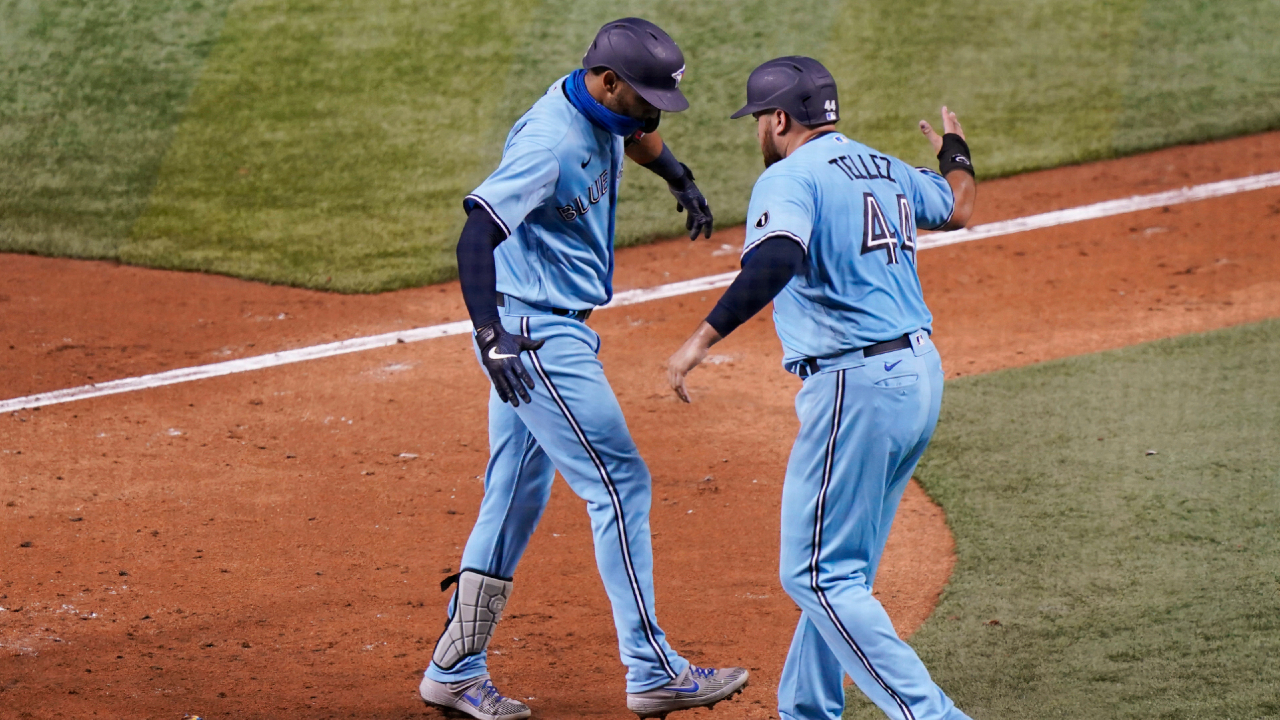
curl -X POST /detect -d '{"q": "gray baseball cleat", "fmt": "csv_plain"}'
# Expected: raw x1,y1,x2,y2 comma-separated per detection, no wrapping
419,673,531,720
626,664,750,718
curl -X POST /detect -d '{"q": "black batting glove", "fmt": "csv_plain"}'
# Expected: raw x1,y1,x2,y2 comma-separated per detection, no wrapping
668,163,713,240
474,321,545,407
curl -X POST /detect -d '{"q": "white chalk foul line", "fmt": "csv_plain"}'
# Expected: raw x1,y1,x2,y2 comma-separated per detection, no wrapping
4,170,1279,414
916,171,1280,250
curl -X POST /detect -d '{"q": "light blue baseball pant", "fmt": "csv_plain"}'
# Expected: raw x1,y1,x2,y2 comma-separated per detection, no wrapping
776,335,970,720
425,305,687,693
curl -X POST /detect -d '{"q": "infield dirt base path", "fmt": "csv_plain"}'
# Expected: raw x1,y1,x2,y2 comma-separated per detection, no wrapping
2,132,1279,720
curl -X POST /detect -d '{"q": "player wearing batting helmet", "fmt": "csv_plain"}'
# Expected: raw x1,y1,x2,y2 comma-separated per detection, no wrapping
418,18,748,720
667,57,978,720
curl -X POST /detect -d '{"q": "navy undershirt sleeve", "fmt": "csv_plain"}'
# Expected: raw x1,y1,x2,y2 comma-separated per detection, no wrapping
704,237,805,338
640,143,686,184
456,206,509,330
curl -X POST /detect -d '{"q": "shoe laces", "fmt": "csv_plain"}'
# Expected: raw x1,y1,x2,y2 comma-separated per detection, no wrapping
478,679,506,702
689,665,716,680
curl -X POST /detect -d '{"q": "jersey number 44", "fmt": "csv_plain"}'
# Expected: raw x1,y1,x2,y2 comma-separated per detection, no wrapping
861,193,916,265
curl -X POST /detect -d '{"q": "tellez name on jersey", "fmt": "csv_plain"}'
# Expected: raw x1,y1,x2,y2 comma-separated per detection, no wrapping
828,149,916,266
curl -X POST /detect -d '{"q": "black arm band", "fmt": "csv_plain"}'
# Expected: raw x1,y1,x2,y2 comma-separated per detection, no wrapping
705,237,805,338
640,143,688,185
937,133,975,177
456,206,508,331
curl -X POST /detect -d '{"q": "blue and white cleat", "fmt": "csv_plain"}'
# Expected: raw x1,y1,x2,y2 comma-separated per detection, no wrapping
625,664,749,718
419,673,531,720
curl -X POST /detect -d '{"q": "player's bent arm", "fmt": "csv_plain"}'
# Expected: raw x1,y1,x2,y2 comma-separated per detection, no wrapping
626,131,714,240
624,130,664,164
456,207,508,330
705,239,804,337
934,131,977,230
456,207,545,407
939,171,976,230
919,106,977,230
667,238,805,402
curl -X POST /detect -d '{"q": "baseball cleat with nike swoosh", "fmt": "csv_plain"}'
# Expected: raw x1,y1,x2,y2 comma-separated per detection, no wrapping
625,664,749,717
419,673,531,720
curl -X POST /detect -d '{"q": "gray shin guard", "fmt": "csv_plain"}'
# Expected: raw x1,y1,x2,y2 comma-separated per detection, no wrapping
431,569,513,671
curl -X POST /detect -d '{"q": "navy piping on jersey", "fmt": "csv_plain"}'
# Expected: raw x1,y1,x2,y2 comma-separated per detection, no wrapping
465,194,511,237
521,317,678,681
741,229,808,259
808,370,917,720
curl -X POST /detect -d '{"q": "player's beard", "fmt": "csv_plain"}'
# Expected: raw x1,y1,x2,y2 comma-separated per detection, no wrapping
761,133,784,168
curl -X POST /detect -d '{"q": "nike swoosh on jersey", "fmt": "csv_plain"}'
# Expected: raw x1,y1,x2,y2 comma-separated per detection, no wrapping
883,359,903,371
488,348,518,360
581,155,591,168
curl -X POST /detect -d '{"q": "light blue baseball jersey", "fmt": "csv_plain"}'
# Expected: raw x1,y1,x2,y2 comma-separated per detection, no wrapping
741,132,954,364
465,76,624,311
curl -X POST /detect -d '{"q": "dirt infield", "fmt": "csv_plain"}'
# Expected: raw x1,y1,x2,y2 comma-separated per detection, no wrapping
3,131,1279,720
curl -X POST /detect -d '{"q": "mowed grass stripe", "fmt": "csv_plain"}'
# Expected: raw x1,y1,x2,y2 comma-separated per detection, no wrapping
5,1,1280,290
0,0,236,257
121,0,855,291
841,320,1280,718
124,0,538,291
1117,0,1280,156
121,0,1280,290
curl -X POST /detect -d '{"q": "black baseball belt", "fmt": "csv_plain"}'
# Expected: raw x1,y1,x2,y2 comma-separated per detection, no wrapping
496,293,592,322
794,334,915,379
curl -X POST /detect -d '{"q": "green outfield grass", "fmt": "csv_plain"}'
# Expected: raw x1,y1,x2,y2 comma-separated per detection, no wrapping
842,319,1280,719
4,1,1280,290
0,0,235,259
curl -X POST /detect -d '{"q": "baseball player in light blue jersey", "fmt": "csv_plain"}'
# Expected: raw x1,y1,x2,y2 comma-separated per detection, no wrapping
667,57,979,720
418,19,748,720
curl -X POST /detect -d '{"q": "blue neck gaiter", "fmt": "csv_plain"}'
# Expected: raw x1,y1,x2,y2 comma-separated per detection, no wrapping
564,69,644,137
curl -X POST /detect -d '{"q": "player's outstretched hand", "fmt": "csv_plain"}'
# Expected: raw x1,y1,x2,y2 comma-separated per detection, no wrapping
474,321,545,407
668,163,713,241
919,105,965,154
666,343,704,404
666,321,722,403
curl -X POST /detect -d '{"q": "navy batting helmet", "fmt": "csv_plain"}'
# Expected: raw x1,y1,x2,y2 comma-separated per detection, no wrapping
730,56,838,126
583,18,689,112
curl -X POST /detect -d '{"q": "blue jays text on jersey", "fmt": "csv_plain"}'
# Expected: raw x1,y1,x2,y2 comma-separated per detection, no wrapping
740,132,955,365
464,76,626,311
556,168,613,221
